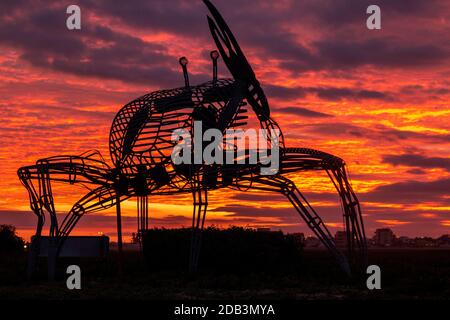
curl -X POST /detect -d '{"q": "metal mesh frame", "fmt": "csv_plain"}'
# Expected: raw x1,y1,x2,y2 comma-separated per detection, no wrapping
17,0,367,279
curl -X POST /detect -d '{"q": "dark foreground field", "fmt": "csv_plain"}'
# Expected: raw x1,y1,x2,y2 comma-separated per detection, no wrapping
0,248,449,300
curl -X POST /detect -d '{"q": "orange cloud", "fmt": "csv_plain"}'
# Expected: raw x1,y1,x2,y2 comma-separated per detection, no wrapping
375,220,411,226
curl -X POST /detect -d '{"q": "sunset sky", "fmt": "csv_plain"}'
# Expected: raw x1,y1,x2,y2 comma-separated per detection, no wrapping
0,0,449,241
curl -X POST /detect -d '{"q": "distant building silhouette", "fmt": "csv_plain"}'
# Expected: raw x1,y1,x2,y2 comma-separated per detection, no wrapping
373,228,396,247
437,234,450,247
288,231,449,249
291,232,305,248
413,236,435,247
305,236,322,248
335,231,347,248
397,236,413,247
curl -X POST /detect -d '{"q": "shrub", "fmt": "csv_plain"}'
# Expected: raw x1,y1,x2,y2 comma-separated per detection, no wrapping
0,225,25,255
142,227,303,273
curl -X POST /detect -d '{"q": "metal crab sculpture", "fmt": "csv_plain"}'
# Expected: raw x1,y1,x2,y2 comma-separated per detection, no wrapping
18,0,367,279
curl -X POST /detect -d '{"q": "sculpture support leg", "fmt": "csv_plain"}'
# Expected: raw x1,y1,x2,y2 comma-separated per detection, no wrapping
35,160,65,280
243,175,351,276
116,194,123,275
277,148,368,272
27,213,44,279
327,166,367,268
47,186,119,279
18,167,45,279
282,181,351,276
189,175,208,273
17,155,111,279
137,195,149,248
47,237,58,281
36,159,59,237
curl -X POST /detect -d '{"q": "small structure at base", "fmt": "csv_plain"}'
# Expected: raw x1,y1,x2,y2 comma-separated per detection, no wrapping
32,236,109,258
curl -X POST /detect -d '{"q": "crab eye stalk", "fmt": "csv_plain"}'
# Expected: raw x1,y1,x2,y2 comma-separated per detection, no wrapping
179,56,190,88
210,50,220,84
210,50,219,60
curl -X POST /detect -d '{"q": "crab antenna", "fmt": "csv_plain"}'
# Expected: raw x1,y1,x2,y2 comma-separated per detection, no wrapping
179,56,190,88
210,50,220,84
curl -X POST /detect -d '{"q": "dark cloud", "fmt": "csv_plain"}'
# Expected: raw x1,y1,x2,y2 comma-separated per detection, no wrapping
296,122,367,139
406,168,428,175
362,178,450,205
73,0,446,36
212,205,295,219
383,154,450,172
281,39,448,73
82,0,206,36
9,104,115,122
301,0,447,29
266,84,392,102
230,189,346,206
277,107,332,118
377,126,450,144
0,210,134,229
221,0,448,73
0,0,447,86
299,122,450,144
0,210,191,234
260,1,448,73
400,85,450,97
232,193,286,202
0,3,197,87
312,87,393,101
0,210,37,228
401,85,425,94
211,204,346,228
265,85,307,100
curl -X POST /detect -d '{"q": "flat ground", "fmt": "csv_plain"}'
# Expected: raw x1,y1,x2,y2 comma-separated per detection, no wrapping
0,249,449,300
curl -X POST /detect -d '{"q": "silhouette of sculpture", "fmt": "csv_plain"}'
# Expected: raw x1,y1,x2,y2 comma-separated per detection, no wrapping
18,0,367,279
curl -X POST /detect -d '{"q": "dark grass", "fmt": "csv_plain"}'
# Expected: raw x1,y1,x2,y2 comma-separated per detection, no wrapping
0,234,449,300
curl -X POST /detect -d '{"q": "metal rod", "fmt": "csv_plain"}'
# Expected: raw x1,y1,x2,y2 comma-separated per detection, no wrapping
116,194,123,275
179,57,190,88
210,50,219,84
